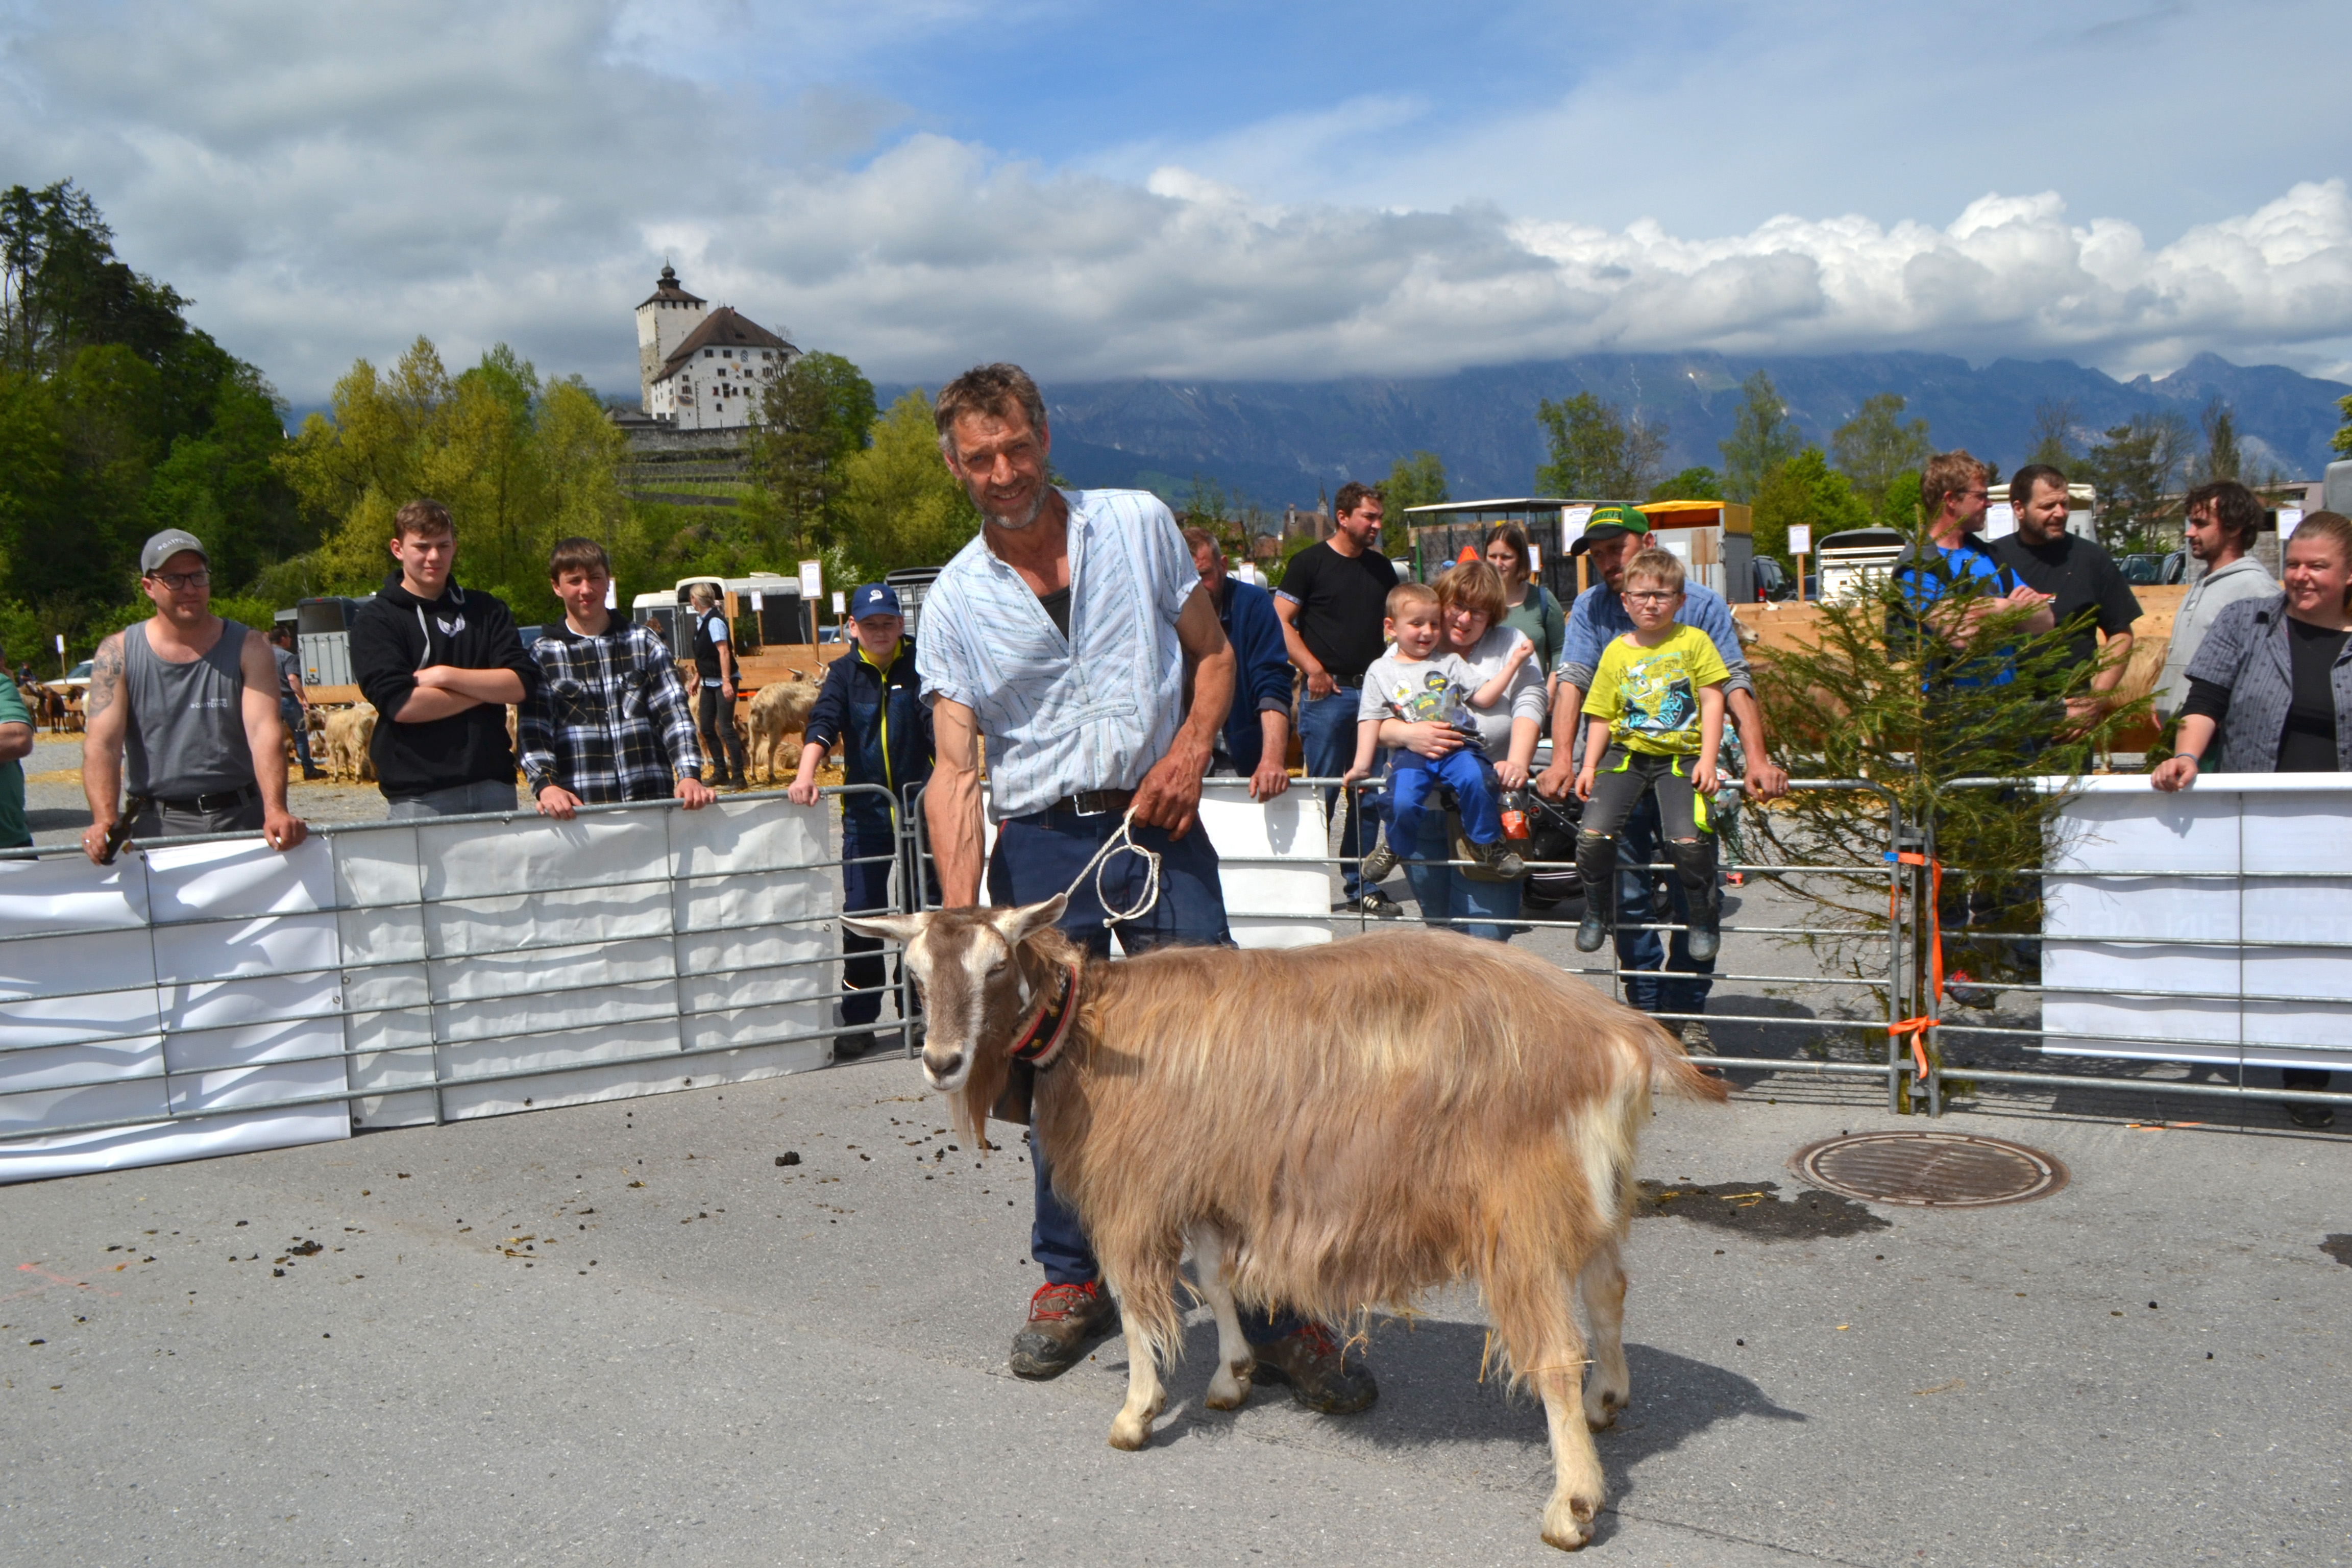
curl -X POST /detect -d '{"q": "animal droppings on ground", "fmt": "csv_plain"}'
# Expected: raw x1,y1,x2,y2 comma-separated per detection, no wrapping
2321,1234,2352,1267
1635,1179,1891,1238
776,1153,800,1167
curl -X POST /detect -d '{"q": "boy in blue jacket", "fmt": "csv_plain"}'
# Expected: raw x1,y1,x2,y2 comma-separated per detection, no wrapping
788,584,936,1057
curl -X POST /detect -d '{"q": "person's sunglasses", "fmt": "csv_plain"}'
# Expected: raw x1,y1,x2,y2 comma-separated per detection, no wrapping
150,570,210,591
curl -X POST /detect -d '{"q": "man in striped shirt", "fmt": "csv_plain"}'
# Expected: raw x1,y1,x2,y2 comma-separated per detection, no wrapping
519,538,714,818
918,362,1377,1413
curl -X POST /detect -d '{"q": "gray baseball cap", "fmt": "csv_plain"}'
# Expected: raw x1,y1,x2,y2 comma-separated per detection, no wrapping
140,529,209,575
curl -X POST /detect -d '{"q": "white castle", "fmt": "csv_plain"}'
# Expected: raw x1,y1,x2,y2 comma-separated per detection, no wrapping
634,265,799,432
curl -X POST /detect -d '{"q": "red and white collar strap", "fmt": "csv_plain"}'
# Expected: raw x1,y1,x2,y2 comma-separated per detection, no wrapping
1007,961,1082,1068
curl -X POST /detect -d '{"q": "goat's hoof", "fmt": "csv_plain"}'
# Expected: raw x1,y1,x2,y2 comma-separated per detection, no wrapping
1107,1410,1155,1451
1540,1492,1600,1551
1584,1388,1627,1430
1205,1362,1254,1410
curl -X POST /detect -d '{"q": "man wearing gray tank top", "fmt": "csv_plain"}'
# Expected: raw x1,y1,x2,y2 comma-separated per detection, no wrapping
80,529,307,862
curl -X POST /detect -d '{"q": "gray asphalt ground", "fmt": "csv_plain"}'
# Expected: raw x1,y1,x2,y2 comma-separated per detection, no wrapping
7,743,2348,1563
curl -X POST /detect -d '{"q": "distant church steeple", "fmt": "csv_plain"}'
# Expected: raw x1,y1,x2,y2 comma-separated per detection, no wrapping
635,264,708,412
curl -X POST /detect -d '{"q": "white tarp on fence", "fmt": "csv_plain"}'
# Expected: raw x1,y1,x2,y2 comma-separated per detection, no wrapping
0,798,839,1184
2042,775,2352,1071
978,781,1334,949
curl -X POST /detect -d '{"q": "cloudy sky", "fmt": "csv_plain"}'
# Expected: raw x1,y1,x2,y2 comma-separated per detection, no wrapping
4,0,2348,402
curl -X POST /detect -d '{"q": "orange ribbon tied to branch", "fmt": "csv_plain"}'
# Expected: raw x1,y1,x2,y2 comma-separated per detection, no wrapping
1884,850,1945,1080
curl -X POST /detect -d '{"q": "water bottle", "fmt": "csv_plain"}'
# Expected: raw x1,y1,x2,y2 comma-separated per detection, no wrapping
1500,788,1530,841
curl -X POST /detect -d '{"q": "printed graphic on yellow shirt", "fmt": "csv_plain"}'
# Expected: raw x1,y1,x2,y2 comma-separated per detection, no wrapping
1618,652,1698,741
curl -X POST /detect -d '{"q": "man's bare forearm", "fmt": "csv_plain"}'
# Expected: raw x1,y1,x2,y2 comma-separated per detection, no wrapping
925,761,985,906
2091,632,2134,695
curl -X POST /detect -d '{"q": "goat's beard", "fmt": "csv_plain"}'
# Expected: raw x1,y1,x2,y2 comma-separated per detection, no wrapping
952,1045,1011,1154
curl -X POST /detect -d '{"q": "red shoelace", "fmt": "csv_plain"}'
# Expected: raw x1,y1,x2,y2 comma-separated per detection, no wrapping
1027,1281,1100,1319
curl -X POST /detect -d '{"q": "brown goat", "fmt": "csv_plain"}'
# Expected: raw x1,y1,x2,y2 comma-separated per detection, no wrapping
842,897,1727,1552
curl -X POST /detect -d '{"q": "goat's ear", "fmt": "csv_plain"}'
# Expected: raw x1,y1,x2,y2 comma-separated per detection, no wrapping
841,911,927,945
991,895,1068,945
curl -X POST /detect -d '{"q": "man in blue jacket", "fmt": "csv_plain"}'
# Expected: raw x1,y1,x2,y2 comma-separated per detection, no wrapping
1187,527,1292,800
788,583,935,1057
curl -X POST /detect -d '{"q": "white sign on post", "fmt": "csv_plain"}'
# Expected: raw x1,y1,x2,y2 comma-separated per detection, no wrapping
1787,525,1811,556
2280,508,2305,538
1561,506,1594,552
831,591,846,615
798,559,824,599
749,591,764,612
1528,543,1542,572
1983,502,2017,540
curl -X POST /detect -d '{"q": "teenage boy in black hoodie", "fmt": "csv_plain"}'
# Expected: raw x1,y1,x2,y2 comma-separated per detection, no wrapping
350,499,541,818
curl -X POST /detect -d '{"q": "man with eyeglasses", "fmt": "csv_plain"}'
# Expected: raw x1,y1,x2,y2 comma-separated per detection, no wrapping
80,529,307,862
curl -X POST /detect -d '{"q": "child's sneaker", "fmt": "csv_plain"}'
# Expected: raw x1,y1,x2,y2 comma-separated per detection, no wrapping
1466,838,1524,878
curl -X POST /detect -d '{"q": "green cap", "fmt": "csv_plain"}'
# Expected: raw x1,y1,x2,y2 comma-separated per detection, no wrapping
1571,505,1650,555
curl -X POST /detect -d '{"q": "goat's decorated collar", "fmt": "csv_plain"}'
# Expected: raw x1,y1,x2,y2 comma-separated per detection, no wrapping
1008,961,1082,1068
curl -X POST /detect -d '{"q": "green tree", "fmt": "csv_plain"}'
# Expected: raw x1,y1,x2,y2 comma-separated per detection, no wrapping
1749,555,2148,1100
1647,466,1723,502
1829,393,1932,518
1382,450,1447,555
1749,448,1871,567
832,389,981,578
2191,397,2241,485
1534,391,1664,499
744,351,876,563
1718,370,1801,504
2081,412,2191,551
2334,392,2352,458
1882,470,1923,529
278,338,640,622
2023,398,2079,469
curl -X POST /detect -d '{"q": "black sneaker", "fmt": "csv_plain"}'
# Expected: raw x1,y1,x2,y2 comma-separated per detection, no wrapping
2286,1102,2336,1130
1009,1280,1119,1379
832,1031,877,1060
1251,1322,1378,1414
1352,888,1404,918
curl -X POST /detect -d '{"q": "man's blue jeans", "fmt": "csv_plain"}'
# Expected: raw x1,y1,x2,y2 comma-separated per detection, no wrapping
989,804,1298,1344
1298,688,1386,899
1614,791,1714,1017
1399,808,1522,944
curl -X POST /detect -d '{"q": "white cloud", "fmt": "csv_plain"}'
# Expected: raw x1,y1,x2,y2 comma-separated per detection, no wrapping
2,1,2347,401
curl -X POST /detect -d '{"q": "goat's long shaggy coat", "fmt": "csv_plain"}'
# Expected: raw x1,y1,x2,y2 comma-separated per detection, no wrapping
950,922,1725,1387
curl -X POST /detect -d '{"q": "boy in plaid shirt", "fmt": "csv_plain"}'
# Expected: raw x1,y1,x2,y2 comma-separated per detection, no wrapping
519,538,715,818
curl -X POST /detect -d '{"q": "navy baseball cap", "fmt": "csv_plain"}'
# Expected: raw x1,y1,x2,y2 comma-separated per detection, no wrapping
849,583,901,619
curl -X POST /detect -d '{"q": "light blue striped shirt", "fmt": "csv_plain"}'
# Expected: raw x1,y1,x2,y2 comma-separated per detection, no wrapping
916,488,1198,820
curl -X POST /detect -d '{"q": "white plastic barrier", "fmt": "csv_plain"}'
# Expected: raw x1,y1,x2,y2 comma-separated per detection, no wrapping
2042,775,2352,1074
0,797,841,1184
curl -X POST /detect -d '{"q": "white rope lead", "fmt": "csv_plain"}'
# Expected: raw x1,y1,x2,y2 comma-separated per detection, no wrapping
1062,806,1162,927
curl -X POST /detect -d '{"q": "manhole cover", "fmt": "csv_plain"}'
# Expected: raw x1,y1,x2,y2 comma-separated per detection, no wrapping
1790,1132,2067,1208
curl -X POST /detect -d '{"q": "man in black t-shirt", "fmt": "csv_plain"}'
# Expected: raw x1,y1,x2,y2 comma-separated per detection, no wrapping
1991,463,2142,724
1275,482,1398,909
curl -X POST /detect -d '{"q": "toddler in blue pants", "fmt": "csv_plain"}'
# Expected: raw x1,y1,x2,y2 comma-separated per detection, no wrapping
1342,580,1531,877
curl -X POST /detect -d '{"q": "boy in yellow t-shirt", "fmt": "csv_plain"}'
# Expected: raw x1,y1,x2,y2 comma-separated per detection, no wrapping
1573,547,1731,960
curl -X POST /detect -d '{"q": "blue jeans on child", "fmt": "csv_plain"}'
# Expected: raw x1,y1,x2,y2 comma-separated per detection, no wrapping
1387,746,1501,859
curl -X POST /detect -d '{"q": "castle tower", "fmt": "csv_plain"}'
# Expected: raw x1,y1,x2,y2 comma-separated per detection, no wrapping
635,264,707,412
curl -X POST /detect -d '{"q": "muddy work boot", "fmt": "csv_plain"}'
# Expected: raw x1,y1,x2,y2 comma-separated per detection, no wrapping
1574,832,1618,953
1251,1322,1379,1414
1666,836,1724,962
1009,1280,1119,1380
1358,827,1400,886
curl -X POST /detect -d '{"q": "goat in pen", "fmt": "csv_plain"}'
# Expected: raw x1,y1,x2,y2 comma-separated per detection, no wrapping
841,896,1728,1551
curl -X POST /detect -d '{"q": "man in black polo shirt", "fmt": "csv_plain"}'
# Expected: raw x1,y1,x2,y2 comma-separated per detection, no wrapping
1274,481,1398,911
1991,463,2142,724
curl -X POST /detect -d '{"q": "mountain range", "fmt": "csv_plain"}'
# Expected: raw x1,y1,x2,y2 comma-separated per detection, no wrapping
889,351,2351,510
